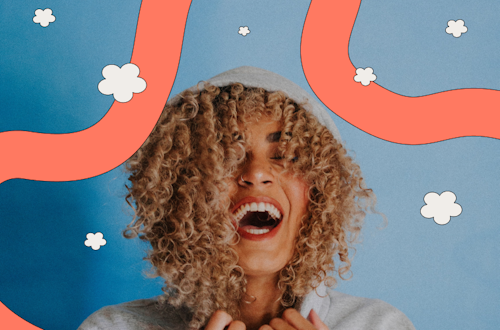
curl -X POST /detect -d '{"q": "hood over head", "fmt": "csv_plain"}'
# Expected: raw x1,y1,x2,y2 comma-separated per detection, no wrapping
169,66,341,142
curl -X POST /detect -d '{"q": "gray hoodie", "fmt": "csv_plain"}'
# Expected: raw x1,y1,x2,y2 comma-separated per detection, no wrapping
78,67,416,330
78,285,415,329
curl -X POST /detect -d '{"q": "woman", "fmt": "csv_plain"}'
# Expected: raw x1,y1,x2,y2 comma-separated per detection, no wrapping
78,66,415,330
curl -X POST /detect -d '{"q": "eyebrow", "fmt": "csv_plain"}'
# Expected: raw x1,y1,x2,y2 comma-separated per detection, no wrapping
266,131,281,143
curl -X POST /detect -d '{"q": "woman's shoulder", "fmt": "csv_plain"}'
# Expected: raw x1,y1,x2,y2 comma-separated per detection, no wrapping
77,296,192,330
322,289,416,330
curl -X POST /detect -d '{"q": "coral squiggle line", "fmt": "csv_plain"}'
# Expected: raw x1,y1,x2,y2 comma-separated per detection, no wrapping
0,1,192,184
0,0,192,326
302,0,500,145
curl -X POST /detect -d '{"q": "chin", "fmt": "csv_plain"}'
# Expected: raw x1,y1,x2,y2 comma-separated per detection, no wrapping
240,263,283,278
235,249,292,277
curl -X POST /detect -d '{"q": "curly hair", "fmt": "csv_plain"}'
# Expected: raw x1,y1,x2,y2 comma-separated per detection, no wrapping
124,82,376,329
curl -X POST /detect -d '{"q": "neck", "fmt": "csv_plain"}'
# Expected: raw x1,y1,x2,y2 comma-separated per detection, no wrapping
238,273,284,330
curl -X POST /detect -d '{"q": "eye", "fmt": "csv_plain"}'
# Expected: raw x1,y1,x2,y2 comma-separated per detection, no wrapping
270,154,285,168
270,155,298,162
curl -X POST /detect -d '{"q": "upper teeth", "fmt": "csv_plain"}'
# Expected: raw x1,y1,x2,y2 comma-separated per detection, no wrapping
232,202,282,223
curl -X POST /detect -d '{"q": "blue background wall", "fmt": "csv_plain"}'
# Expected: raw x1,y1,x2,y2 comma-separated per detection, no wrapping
1,0,499,329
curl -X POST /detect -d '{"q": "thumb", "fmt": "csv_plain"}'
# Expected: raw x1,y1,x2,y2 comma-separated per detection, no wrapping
205,310,233,330
307,309,329,330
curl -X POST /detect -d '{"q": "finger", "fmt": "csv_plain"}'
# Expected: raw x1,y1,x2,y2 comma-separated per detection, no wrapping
258,325,274,330
205,310,233,330
307,309,329,330
269,317,295,330
228,320,246,330
281,308,316,330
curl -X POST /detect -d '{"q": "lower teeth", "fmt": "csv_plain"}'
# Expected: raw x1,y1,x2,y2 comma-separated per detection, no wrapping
244,228,270,235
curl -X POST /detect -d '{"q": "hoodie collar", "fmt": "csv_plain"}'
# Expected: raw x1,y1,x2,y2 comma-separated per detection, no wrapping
298,282,330,321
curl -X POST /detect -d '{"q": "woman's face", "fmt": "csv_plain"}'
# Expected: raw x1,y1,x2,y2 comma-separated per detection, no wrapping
229,117,309,277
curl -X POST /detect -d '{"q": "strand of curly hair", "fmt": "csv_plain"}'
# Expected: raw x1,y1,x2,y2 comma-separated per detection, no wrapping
123,83,377,329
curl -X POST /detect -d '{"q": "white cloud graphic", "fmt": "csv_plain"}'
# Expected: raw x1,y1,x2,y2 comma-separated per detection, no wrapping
33,8,56,27
420,191,462,225
85,232,107,250
354,67,377,86
446,19,467,38
238,26,251,36
98,63,147,103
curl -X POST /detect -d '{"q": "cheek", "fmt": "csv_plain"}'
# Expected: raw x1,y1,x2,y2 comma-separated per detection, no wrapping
297,178,310,206
286,177,310,219
226,180,239,205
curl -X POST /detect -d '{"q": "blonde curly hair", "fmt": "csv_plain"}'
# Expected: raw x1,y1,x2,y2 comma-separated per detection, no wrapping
124,82,376,328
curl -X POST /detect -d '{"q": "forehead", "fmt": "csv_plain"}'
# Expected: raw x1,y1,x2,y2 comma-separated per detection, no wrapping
243,118,282,142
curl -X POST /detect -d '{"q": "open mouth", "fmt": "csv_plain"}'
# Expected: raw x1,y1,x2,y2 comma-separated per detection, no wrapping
232,202,283,235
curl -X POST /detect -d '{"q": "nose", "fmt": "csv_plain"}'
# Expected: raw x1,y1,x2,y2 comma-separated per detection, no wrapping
238,156,274,188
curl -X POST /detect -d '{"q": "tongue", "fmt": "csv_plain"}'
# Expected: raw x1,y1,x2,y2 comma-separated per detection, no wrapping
239,211,278,229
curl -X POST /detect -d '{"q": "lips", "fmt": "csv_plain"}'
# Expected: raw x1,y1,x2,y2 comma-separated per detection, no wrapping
231,196,284,241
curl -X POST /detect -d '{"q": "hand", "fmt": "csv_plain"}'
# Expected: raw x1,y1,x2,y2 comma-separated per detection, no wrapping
205,310,246,330
260,309,328,330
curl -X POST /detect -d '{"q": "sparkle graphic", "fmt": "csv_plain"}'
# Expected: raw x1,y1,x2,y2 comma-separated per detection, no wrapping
33,8,56,27
98,63,147,103
421,191,462,225
238,26,251,36
84,232,107,250
354,67,377,86
446,19,467,38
